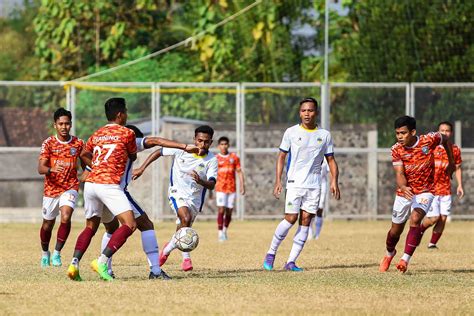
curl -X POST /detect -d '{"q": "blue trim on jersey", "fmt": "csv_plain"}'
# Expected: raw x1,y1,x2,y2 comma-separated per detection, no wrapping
279,148,289,153
324,152,334,157
124,190,144,215
169,160,174,186
286,150,292,176
199,188,207,213
169,196,178,214
123,161,133,190
208,177,216,183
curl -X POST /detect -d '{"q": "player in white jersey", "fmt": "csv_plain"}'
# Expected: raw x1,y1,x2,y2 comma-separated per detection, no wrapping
309,159,329,240
263,97,341,271
133,125,218,272
87,125,202,280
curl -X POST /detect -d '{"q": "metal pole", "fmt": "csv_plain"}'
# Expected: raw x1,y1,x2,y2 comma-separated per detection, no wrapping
405,83,411,116
70,85,76,136
410,83,415,117
240,84,246,220
324,0,329,84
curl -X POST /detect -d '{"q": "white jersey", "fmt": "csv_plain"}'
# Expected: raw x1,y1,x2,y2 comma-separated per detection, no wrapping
279,124,334,189
163,148,218,202
120,137,146,190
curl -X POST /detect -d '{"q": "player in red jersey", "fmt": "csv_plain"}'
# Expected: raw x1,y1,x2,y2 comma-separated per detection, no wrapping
421,121,463,248
67,98,140,281
214,136,245,241
379,116,455,273
38,108,84,267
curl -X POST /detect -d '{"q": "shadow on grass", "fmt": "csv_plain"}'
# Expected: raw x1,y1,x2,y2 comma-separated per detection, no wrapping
415,268,474,274
306,263,378,270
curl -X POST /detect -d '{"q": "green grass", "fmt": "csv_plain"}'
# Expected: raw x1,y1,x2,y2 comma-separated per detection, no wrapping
0,221,472,315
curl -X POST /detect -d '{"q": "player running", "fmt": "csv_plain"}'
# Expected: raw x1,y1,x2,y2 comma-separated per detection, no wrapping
263,97,341,272
38,108,84,267
133,125,218,272
309,159,329,240
67,97,139,281
91,125,202,279
214,136,245,241
421,121,463,249
379,116,455,273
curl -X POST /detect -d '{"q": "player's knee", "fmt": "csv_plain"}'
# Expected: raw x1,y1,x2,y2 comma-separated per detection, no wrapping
284,214,298,225
42,220,54,231
137,218,154,231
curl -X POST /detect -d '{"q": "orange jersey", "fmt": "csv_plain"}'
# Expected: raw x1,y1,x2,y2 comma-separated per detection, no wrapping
39,136,84,197
433,144,462,196
391,132,442,196
215,152,241,193
85,124,137,185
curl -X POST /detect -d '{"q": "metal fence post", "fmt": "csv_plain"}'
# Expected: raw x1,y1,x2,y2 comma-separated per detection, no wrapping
367,130,378,219
70,85,76,136
240,83,246,220
152,83,162,221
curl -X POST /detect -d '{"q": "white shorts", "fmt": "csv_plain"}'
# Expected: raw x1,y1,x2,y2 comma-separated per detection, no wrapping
84,182,132,220
318,180,328,209
168,188,201,225
392,192,434,224
426,195,452,217
42,190,78,220
216,192,236,209
285,187,321,215
101,191,146,224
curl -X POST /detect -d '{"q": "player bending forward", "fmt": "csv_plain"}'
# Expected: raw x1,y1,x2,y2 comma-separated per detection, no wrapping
67,98,139,281
421,121,463,249
379,116,454,273
89,125,202,280
309,159,329,240
133,125,218,272
38,108,85,267
263,97,340,271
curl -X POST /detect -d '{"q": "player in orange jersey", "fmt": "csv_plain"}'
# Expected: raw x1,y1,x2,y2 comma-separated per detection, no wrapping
67,98,141,281
379,116,455,273
421,121,463,249
38,108,85,268
214,136,245,241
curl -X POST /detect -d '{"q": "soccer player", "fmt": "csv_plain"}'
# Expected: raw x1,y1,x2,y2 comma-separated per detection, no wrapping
379,116,455,273
421,121,463,249
214,136,245,241
92,125,202,279
133,125,218,272
67,97,139,281
38,108,84,267
309,159,329,240
263,97,341,271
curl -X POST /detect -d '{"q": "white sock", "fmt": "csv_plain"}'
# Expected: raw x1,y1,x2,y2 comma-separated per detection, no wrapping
315,216,323,238
141,230,161,275
386,250,396,257
182,251,191,260
101,232,113,271
218,230,223,237
268,219,294,255
401,253,412,263
223,226,227,234
42,250,50,257
98,254,109,265
164,236,176,255
287,226,310,263
309,218,316,238
53,249,60,256
71,257,79,267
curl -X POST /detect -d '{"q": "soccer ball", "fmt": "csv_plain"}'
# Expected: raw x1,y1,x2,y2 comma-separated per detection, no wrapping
174,227,199,252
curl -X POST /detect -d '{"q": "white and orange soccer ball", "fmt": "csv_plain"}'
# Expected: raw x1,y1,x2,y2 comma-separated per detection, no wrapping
174,227,199,252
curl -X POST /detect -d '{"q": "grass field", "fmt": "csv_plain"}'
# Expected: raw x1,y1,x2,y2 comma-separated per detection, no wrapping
0,220,473,314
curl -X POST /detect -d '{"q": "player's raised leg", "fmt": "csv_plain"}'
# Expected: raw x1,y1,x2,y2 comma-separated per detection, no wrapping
264,213,297,271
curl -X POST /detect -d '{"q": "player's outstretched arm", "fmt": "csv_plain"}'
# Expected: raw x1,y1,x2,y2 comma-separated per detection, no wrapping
393,165,413,200
132,149,162,180
440,134,455,178
326,155,341,200
273,151,287,199
144,137,202,154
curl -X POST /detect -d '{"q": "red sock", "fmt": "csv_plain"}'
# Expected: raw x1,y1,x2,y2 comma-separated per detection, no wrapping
224,213,232,228
386,231,400,253
73,227,95,260
40,227,52,251
217,213,224,230
55,222,71,251
104,225,133,257
430,231,442,245
404,226,423,256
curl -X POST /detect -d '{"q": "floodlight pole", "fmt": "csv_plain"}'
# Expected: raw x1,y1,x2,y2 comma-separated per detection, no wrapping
321,0,330,131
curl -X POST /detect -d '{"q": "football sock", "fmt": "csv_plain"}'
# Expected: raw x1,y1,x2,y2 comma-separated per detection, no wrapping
103,225,133,258
223,226,227,234
404,225,423,257
101,232,113,271
53,249,60,256
309,217,316,238
401,253,412,263
217,212,224,230
141,230,161,275
40,227,52,252
224,212,232,228
182,251,191,259
98,254,108,265
164,237,176,255
72,227,95,261
315,216,323,238
55,221,71,251
268,219,293,255
430,231,442,245
42,250,50,257
386,230,400,255
287,225,309,263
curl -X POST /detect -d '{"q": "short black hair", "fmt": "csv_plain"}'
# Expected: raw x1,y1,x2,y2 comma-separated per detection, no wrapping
299,97,318,109
218,136,229,144
125,125,144,138
438,121,453,131
53,107,72,122
105,98,126,121
394,115,416,131
195,125,214,138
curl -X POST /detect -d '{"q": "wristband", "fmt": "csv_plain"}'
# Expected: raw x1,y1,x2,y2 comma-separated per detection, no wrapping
85,166,92,172
47,168,51,175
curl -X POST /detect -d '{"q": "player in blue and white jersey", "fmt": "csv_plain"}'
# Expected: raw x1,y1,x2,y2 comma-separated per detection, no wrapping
263,97,341,271
133,125,218,272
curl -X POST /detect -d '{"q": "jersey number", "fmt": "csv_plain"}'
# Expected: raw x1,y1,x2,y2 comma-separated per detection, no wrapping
92,144,117,166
